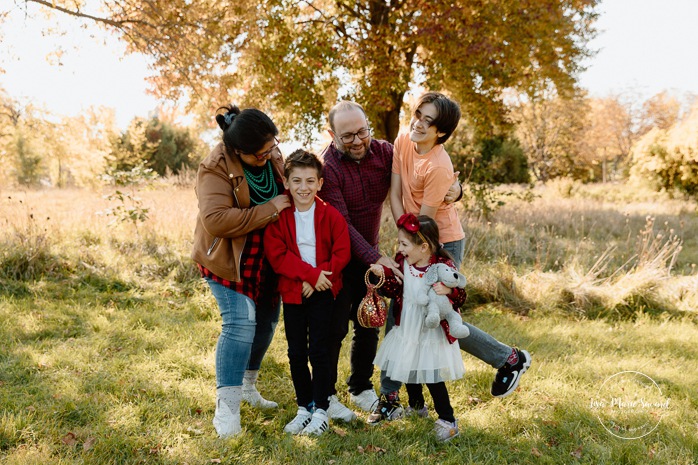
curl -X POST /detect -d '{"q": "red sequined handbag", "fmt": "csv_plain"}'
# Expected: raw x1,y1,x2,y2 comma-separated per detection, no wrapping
357,269,387,328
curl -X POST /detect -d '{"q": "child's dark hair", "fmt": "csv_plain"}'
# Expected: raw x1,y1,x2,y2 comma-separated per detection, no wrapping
283,149,324,178
414,92,461,144
399,214,453,262
215,104,278,155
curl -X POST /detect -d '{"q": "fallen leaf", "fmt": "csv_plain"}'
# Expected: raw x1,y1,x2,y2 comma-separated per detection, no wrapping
570,445,583,459
468,396,483,405
357,446,364,454
61,432,78,447
186,426,204,435
210,459,222,464
531,447,542,457
83,437,96,451
333,427,347,437
364,445,386,454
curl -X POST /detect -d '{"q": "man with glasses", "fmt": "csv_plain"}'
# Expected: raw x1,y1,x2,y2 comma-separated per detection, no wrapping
319,101,462,421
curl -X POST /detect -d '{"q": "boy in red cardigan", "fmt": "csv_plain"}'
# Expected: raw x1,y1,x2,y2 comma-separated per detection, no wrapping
264,149,351,436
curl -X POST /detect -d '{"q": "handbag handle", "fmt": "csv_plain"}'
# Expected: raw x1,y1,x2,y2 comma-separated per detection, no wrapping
364,268,385,289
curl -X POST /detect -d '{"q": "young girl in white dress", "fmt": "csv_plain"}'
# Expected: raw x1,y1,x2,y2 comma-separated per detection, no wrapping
370,213,467,442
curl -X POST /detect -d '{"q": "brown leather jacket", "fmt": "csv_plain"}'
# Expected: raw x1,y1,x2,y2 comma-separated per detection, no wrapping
191,142,283,282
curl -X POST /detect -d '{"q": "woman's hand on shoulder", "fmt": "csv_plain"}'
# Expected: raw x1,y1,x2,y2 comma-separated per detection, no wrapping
270,194,292,212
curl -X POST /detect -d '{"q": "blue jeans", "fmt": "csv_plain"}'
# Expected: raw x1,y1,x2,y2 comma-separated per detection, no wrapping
443,238,465,269
205,277,280,388
379,237,511,395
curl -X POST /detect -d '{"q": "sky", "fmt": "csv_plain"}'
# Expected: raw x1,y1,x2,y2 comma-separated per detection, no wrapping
1,0,697,130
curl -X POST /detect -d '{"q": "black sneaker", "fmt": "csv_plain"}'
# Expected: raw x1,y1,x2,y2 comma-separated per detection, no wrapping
491,349,531,398
366,394,404,424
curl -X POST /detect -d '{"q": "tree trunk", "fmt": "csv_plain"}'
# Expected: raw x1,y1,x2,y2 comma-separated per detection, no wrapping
379,91,405,143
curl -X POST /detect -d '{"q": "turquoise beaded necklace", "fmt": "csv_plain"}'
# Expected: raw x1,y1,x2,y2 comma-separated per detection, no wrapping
243,162,278,204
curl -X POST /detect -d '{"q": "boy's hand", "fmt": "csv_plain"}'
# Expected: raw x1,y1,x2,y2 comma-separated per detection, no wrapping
302,281,314,298
432,282,452,295
314,270,333,291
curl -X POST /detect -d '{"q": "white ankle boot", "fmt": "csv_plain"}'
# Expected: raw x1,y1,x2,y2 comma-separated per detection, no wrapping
242,370,278,409
213,386,242,438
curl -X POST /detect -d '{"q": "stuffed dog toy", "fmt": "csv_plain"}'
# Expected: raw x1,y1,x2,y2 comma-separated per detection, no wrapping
416,263,470,338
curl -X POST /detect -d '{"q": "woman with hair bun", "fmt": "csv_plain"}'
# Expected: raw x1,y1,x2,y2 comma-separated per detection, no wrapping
191,104,291,437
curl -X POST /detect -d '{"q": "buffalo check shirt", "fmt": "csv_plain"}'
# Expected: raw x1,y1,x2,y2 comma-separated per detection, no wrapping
321,139,394,265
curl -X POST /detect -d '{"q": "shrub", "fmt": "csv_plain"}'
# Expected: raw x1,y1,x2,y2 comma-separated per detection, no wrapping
630,104,698,196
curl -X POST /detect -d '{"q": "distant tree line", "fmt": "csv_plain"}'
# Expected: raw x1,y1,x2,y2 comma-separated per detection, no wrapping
0,90,205,188
1,86,697,197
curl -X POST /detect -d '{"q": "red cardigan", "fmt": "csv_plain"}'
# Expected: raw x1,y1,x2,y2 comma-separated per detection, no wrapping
264,194,351,304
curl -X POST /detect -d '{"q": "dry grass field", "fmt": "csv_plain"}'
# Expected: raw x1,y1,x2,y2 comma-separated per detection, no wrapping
1,182,696,464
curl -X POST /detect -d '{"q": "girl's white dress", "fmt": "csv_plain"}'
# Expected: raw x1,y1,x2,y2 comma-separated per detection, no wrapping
374,262,465,384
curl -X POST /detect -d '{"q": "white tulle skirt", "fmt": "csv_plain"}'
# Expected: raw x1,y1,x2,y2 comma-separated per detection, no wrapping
374,263,465,384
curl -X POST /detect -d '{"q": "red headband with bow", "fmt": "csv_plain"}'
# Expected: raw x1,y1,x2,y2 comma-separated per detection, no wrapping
397,213,428,245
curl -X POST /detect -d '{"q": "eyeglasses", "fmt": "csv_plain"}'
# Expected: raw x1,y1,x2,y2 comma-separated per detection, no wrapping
338,128,371,145
242,138,280,160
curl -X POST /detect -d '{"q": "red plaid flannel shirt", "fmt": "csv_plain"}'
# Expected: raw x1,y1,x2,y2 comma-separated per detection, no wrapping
198,228,276,305
321,139,394,265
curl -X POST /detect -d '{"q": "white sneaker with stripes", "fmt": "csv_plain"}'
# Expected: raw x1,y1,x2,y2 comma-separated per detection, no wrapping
301,408,329,436
284,406,312,435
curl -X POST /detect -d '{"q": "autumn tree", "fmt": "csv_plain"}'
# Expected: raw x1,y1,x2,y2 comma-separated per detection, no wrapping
509,82,589,182
48,108,115,187
630,102,698,196
580,95,636,181
0,92,48,187
107,115,204,175
638,91,681,134
9,0,599,142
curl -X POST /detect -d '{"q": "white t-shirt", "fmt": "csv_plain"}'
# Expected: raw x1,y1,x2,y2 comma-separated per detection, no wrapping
294,202,317,267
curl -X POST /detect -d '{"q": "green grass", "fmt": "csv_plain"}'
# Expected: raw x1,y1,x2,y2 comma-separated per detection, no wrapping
1,185,697,464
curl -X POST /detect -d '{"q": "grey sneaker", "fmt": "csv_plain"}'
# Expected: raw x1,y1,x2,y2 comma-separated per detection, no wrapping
405,405,428,418
434,419,459,442
327,395,357,422
284,406,312,435
350,389,379,412
301,408,329,436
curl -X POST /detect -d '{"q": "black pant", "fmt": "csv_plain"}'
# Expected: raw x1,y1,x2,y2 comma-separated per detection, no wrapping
406,382,455,423
328,259,379,396
284,290,334,411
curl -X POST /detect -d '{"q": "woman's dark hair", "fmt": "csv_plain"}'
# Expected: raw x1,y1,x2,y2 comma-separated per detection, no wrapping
215,104,279,155
414,92,461,145
400,215,453,262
